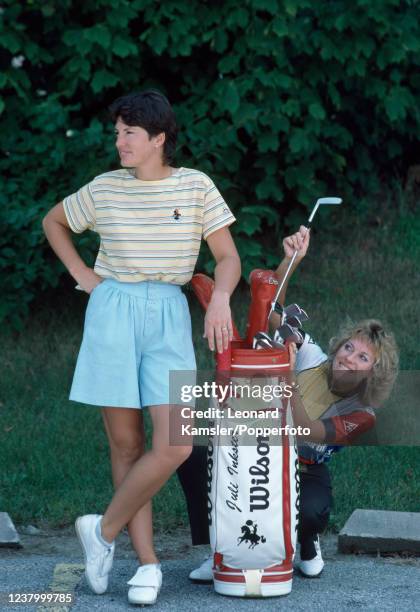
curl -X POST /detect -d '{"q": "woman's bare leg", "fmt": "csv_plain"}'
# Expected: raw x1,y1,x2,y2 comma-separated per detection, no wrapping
102,407,157,564
101,405,192,543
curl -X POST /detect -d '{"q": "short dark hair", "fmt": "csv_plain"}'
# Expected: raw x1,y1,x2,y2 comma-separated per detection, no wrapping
109,90,177,164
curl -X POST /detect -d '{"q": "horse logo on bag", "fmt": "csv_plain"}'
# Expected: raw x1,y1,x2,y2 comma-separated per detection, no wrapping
237,520,266,549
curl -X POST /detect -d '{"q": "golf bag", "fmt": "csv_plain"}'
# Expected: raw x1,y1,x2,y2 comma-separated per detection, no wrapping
191,273,299,598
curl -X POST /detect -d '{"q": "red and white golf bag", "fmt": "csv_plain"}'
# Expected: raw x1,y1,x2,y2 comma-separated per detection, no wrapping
191,272,299,597
208,351,299,597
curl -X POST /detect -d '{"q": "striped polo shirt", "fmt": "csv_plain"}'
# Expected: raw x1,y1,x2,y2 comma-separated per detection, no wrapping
63,167,236,285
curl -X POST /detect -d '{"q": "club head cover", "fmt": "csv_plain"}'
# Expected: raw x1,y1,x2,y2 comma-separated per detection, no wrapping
191,273,242,340
246,269,279,345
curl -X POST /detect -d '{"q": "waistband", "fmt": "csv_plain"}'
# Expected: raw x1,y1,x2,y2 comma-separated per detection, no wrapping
103,279,182,299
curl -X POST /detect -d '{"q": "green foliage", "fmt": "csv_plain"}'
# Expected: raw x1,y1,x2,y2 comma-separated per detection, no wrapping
1,0,419,324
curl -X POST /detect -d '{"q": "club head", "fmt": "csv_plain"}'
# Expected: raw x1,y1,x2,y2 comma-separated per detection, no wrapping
254,331,287,351
283,303,309,322
271,339,286,349
308,196,342,224
285,315,303,329
275,323,304,345
317,197,342,205
284,334,304,346
253,331,275,350
254,331,272,342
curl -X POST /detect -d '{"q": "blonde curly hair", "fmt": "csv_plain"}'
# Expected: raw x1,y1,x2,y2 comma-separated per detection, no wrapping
328,319,399,407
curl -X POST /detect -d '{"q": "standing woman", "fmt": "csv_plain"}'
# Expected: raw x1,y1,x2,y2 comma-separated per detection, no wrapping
43,90,241,605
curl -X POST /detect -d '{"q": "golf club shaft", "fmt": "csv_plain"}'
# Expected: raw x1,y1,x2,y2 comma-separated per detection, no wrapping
268,223,310,320
272,250,299,303
267,196,342,324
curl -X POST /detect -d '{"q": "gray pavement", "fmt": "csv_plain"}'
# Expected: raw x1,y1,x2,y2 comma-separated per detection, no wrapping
1,537,420,612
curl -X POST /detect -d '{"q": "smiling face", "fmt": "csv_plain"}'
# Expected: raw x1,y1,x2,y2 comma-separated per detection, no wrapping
333,337,376,372
331,336,376,395
114,118,165,169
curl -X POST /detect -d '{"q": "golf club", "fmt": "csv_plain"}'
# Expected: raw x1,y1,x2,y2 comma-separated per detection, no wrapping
253,331,284,350
278,303,309,325
253,331,275,350
274,323,305,346
284,315,304,329
268,196,342,322
283,303,309,321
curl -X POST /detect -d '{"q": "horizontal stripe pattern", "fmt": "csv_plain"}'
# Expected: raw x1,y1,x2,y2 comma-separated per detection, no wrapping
63,167,235,284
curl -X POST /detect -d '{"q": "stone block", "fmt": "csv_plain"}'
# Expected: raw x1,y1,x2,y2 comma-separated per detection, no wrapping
338,509,420,554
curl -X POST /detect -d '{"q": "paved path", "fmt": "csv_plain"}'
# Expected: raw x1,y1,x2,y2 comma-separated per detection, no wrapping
1,534,419,611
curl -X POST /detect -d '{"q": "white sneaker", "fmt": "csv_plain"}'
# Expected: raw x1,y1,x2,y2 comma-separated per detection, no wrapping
188,556,213,583
127,564,162,605
298,536,324,578
75,514,115,594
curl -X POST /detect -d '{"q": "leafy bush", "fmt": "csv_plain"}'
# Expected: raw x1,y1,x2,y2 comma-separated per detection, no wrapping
1,0,419,325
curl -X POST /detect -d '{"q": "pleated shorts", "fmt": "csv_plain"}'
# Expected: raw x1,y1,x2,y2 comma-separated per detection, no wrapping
69,279,197,409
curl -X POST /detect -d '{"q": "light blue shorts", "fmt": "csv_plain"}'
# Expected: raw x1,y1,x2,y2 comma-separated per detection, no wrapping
70,279,197,408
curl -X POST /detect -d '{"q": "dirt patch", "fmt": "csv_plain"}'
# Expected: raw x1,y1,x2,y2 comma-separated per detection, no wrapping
0,525,194,561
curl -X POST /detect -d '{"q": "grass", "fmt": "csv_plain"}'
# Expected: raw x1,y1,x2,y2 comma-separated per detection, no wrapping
328,447,420,530
0,207,419,534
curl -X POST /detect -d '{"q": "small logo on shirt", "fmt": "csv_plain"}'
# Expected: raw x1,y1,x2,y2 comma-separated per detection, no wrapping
173,209,181,221
343,420,358,434
223,207,230,214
